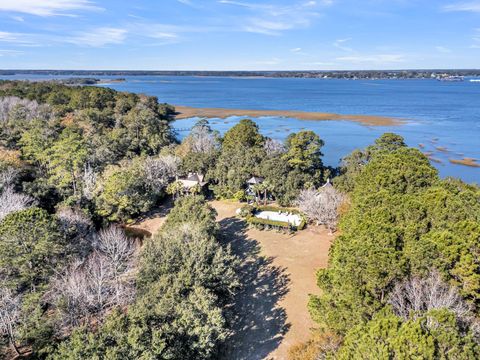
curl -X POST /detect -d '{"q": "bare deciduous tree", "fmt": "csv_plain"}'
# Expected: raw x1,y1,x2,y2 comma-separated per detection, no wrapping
296,184,345,234
0,167,19,190
97,226,135,267
144,154,180,191
96,226,136,304
296,188,323,223
389,270,473,328
84,252,114,311
0,186,35,222
81,163,97,200
50,261,90,331
187,121,219,153
0,96,51,124
0,287,21,356
264,138,286,157
82,225,137,310
49,226,137,333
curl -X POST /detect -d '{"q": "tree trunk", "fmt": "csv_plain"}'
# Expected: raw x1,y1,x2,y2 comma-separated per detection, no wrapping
10,338,21,357
72,169,77,196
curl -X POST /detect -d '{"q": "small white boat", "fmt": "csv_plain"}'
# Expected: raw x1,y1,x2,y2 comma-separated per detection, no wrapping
470,79,480,82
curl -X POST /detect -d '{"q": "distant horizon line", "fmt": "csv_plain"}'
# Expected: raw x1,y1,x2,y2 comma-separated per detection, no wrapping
1,68,480,73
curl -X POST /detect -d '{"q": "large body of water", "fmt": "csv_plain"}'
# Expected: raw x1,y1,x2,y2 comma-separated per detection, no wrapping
2,75,479,183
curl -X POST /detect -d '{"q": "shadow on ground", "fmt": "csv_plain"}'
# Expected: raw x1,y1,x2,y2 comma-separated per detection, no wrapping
218,217,291,360
139,197,173,220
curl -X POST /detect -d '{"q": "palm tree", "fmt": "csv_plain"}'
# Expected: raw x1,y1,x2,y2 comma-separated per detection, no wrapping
262,180,275,205
189,183,202,195
251,183,262,204
167,181,184,200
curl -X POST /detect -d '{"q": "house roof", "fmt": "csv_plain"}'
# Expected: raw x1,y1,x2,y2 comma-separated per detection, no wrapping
178,173,207,188
186,173,205,183
322,178,332,188
247,176,264,184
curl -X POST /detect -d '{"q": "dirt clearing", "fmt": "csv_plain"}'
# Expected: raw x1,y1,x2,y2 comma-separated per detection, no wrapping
212,201,333,360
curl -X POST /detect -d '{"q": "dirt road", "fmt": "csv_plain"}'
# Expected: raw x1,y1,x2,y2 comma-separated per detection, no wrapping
212,201,333,360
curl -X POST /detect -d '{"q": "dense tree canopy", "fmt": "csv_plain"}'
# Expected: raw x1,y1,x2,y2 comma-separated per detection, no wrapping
94,158,154,223
204,121,328,205
177,119,220,176
210,119,266,198
337,308,479,359
0,81,180,357
0,208,64,291
307,134,480,358
51,196,239,359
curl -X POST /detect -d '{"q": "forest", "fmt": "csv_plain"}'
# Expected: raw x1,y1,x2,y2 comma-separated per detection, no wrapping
292,134,480,359
0,80,479,359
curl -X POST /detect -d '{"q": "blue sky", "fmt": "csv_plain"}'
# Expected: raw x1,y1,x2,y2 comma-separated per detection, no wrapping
0,0,479,70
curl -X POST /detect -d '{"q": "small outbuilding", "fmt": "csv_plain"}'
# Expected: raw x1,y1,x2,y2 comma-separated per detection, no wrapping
246,176,264,196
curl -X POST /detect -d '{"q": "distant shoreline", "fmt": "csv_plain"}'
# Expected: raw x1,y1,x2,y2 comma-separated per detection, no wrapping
2,69,480,80
174,105,403,127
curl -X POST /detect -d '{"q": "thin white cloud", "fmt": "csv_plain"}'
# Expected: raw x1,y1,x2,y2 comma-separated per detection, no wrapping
0,24,185,49
443,1,480,12
245,19,300,35
435,46,451,53
176,0,203,8
291,47,302,52
0,32,21,42
219,0,332,9
148,32,178,40
0,31,38,45
127,22,217,45
334,38,353,52
218,1,266,9
336,54,406,64
67,27,127,47
219,1,325,35
0,49,24,56
471,28,480,48
0,0,102,16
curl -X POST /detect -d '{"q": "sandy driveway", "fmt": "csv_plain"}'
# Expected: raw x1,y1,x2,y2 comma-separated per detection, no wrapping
212,201,333,360
133,199,333,359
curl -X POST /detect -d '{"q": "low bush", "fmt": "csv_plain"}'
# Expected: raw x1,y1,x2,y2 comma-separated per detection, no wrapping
238,204,255,218
233,190,246,202
247,216,290,229
256,205,303,215
297,218,307,230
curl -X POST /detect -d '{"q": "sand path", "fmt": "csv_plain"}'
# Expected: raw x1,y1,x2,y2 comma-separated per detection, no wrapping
133,200,333,359
212,201,333,360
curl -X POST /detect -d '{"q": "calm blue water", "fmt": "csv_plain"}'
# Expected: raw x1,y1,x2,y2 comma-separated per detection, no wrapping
2,74,479,183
